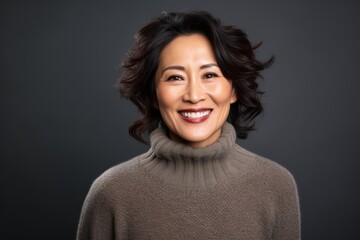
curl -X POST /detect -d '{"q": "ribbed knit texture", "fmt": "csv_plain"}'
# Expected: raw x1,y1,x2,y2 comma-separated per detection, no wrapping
77,122,301,239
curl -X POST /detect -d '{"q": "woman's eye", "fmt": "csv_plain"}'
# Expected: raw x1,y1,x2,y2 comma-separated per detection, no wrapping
203,73,218,79
167,75,183,81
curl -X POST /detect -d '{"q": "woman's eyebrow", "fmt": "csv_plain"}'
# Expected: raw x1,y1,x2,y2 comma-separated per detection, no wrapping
162,63,218,74
161,66,185,74
200,63,218,69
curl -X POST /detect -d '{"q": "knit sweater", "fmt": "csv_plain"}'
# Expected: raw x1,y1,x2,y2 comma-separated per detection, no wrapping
77,122,301,239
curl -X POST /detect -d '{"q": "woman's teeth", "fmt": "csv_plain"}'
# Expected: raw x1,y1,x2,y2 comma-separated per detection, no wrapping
180,110,211,118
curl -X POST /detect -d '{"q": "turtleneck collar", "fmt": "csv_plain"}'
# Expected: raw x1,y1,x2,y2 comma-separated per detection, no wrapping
138,122,248,187
150,121,236,162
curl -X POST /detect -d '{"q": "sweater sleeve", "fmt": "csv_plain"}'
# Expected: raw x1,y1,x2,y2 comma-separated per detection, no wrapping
271,169,301,240
76,179,115,240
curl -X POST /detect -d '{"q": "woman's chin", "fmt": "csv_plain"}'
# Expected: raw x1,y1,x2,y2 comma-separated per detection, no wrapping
175,130,221,148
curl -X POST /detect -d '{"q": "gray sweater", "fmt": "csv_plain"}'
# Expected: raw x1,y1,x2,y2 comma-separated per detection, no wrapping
77,123,300,239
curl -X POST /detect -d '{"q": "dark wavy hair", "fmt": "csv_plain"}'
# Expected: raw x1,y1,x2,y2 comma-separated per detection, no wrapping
116,10,274,143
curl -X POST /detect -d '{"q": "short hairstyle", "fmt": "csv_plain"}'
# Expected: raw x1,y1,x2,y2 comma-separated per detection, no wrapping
117,10,274,143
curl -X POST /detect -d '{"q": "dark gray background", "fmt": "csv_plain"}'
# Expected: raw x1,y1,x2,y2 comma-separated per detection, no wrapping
1,0,359,239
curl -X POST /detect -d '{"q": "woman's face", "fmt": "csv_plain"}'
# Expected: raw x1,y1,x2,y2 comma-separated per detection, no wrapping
155,34,237,148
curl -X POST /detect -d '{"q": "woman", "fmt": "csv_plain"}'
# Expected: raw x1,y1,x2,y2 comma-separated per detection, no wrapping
77,11,300,240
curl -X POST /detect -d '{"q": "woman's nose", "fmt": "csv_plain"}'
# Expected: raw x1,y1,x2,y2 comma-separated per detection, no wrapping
182,79,206,103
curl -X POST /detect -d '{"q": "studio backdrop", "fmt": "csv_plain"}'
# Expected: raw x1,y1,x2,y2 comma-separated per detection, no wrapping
1,1,359,239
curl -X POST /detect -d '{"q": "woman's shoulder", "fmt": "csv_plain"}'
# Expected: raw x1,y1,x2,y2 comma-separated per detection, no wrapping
95,155,141,183
85,152,149,204
232,144,297,189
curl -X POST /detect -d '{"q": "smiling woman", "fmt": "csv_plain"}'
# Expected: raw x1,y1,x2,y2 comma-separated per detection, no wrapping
155,34,237,148
77,11,301,240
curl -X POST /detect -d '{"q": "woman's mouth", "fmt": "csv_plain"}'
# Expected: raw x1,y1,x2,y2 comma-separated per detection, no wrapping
178,109,212,123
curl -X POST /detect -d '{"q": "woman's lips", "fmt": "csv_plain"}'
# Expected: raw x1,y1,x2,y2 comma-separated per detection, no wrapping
178,108,212,123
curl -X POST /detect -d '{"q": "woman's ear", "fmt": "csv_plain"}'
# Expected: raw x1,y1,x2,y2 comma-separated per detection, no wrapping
230,89,237,104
